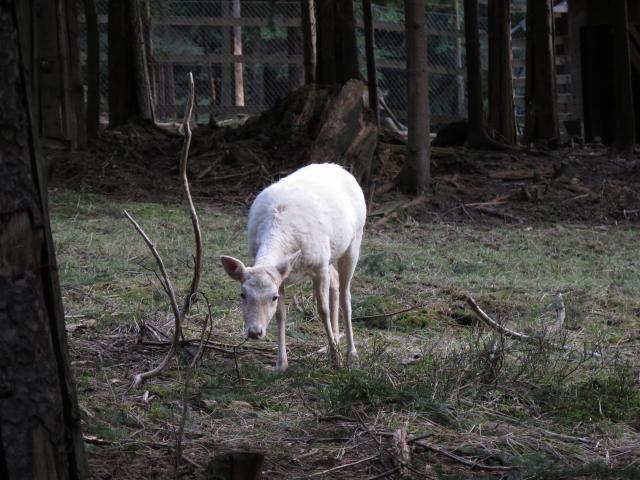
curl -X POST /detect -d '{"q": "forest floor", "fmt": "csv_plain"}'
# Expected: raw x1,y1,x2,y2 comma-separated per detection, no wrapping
47,121,640,479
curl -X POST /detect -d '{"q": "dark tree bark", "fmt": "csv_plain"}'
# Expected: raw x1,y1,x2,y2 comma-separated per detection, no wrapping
130,0,155,120
523,0,559,143
613,0,636,150
464,0,489,146
83,0,100,139
315,0,359,85
363,0,379,125
108,0,136,126
395,0,430,195
0,1,87,477
301,0,315,84
108,0,154,127
66,0,86,149
232,0,244,106
487,0,516,144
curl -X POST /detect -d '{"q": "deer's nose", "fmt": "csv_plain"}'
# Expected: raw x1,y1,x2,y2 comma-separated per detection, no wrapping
247,326,263,339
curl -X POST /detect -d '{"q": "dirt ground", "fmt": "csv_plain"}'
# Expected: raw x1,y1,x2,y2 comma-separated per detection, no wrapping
49,118,640,227
47,118,640,480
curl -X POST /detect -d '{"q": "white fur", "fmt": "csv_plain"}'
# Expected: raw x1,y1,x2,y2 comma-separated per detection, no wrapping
221,163,366,371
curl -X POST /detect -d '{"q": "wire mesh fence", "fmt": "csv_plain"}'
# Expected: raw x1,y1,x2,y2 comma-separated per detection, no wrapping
354,3,484,127
149,1,304,122
78,1,500,131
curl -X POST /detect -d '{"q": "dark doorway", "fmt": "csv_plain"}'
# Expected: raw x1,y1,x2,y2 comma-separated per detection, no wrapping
581,25,615,144
581,25,640,144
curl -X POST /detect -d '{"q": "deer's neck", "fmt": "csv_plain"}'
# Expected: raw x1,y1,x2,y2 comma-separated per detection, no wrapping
254,229,291,267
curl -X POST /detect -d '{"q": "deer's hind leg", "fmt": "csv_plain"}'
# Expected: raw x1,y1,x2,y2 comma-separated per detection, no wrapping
338,235,362,365
329,265,341,345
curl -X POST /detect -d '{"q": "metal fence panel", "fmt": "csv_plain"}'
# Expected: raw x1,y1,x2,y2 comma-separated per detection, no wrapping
78,1,508,132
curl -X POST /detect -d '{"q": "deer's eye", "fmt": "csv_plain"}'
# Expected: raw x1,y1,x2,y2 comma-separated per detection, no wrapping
272,295,279,302
240,293,246,299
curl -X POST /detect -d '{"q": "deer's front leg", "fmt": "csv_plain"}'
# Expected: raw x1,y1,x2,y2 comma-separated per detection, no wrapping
314,268,342,368
274,284,288,373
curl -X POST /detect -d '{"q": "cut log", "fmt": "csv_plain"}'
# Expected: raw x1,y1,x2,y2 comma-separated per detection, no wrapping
243,79,378,186
489,168,554,180
307,79,378,185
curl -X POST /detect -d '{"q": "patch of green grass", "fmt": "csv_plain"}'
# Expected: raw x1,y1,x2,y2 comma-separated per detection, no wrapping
537,363,640,425
50,190,640,476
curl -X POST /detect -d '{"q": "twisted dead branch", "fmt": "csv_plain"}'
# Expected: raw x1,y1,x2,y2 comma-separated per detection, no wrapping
466,295,601,359
127,72,203,388
412,439,517,471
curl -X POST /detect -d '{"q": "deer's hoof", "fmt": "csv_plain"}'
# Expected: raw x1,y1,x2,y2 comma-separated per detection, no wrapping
272,361,288,374
346,351,359,367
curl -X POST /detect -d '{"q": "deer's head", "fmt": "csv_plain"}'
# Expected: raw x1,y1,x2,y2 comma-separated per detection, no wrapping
220,251,300,339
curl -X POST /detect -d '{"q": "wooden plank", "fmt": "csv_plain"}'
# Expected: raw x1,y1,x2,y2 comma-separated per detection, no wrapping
153,53,303,65
354,18,463,39
513,74,571,85
156,104,264,117
377,57,464,75
151,16,300,28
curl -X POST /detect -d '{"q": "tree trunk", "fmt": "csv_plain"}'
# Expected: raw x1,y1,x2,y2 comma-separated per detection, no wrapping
523,0,559,143
108,0,136,126
454,0,465,117
130,0,155,121
0,2,87,477
108,0,154,127
221,2,232,107
83,0,100,139
396,0,430,195
463,0,487,146
613,0,636,150
301,0,315,84
315,0,359,85
65,0,86,149
306,80,378,186
487,0,516,144
232,0,244,106
363,0,379,125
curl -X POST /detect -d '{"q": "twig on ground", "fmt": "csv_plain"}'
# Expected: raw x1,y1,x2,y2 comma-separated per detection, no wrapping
353,303,428,322
233,338,248,381
365,467,400,480
465,205,523,223
303,454,380,478
554,292,566,328
466,295,601,358
466,296,531,341
413,439,517,471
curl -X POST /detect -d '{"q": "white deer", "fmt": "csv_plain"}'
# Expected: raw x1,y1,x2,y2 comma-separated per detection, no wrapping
220,163,366,372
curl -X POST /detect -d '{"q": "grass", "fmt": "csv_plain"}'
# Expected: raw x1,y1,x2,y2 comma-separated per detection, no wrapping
50,189,640,479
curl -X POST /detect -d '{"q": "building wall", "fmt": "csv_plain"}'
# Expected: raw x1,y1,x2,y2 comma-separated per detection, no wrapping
567,0,639,140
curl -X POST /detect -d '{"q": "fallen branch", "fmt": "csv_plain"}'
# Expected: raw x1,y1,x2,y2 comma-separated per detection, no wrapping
413,439,517,471
465,205,523,223
466,295,601,358
303,454,380,478
129,72,203,388
353,303,427,322
466,296,531,341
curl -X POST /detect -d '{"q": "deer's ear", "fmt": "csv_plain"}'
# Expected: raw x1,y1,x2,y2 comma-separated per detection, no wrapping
275,250,301,280
220,256,246,281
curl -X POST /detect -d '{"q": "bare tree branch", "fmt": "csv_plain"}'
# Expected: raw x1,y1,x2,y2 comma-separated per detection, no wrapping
466,295,601,359
129,72,201,388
